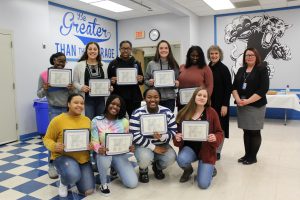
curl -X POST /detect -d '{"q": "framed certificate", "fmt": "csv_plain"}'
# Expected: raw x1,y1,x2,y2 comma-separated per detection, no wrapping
140,114,167,135
105,133,133,156
63,129,90,152
179,88,197,105
89,79,111,97
153,70,175,87
48,68,72,87
182,121,209,141
116,68,137,85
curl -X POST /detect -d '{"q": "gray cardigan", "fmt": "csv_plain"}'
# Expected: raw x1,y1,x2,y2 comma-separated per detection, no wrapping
144,60,179,100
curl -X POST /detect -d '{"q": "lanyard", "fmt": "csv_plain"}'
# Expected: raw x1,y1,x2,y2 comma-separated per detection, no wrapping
159,59,170,70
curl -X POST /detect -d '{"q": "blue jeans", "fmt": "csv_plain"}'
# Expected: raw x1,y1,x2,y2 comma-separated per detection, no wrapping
134,144,176,170
53,156,95,194
96,154,138,188
47,105,67,164
48,105,67,121
84,97,105,120
177,146,214,189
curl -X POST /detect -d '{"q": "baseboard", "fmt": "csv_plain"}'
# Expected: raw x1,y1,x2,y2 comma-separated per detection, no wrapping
19,132,43,141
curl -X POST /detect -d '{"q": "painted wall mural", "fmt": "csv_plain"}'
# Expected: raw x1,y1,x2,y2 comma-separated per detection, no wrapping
215,7,300,88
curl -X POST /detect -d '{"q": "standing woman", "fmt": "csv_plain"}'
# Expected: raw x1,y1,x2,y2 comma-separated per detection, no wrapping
177,46,213,111
107,40,144,117
43,94,95,197
144,40,179,112
207,45,232,159
174,87,223,189
73,42,105,120
91,95,138,196
37,52,73,179
232,47,269,165
130,88,177,183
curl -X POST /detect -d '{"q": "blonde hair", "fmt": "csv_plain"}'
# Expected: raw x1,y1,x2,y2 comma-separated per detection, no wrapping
176,87,211,123
207,45,223,61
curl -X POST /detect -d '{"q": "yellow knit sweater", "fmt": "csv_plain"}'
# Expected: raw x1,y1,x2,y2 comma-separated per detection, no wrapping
43,113,90,164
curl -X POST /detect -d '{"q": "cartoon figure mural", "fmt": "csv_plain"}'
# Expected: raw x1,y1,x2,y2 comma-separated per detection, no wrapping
224,15,292,78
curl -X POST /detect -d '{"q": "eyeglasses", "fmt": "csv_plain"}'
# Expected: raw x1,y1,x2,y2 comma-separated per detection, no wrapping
120,47,132,51
245,54,256,58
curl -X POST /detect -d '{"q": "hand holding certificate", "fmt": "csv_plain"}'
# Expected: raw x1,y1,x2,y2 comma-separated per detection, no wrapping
89,79,111,96
153,70,175,87
48,68,72,87
105,133,133,155
182,121,209,141
179,88,197,105
140,114,167,135
63,129,90,152
116,68,137,85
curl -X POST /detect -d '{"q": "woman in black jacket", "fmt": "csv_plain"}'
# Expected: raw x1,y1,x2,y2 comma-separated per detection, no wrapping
208,45,232,160
232,47,269,165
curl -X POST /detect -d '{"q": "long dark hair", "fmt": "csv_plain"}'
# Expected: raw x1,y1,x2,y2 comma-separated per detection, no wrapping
185,46,206,68
243,47,262,67
66,94,84,111
104,95,127,119
153,40,179,70
176,87,211,123
49,52,66,65
78,42,103,67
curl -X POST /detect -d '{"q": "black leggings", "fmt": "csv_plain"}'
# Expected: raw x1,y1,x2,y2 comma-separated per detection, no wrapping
243,129,262,161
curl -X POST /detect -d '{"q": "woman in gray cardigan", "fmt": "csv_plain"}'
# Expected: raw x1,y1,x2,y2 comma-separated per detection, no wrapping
144,40,179,112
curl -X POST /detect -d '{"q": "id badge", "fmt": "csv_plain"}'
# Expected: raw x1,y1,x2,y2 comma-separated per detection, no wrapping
242,82,247,90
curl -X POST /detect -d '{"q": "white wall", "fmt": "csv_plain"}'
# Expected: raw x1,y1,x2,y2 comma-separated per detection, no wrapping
0,0,51,136
118,13,190,64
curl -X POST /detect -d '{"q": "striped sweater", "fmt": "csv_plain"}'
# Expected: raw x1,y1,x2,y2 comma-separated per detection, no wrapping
129,105,177,151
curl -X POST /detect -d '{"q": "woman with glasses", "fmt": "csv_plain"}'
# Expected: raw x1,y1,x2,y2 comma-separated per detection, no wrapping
73,42,105,120
232,47,269,165
107,40,144,117
144,40,179,112
37,52,73,179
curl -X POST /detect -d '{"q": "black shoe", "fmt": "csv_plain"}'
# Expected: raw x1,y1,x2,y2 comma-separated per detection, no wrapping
139,168,149,183
217,153,221,160
179,166,193,183
243,159,257,165
100,184,110,196
152,162,165,180
110,167,118,180
212,167,217,177
238,156,247,163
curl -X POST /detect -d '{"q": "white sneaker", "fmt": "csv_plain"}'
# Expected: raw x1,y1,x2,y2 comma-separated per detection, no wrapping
58,179,68,197
48,164,58,179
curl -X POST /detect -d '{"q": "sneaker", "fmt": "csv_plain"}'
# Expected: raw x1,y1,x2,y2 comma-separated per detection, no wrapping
139,168,149,183
110,167,118,180
238,156,247,163
100,184,110,196
179,166,193,183
48,163,58,179
58,179,68,198
212,167,217,177
152,162,165,180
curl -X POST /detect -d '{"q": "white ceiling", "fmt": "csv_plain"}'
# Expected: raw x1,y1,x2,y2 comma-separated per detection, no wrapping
49,0,300,20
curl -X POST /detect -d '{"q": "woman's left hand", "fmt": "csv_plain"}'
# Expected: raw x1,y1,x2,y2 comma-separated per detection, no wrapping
220,106,228,117
153,132,162,140
137,75,143,83
207,134,216,142
67,84,74,90
87,143,94,151
109,86,114,92
175,80,179,88
129,145,135,153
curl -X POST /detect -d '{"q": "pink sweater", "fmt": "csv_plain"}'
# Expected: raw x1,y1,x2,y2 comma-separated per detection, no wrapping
178,64,213,96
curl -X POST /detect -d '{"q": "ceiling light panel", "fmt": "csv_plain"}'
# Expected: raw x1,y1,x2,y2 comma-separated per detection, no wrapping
203,0,235,10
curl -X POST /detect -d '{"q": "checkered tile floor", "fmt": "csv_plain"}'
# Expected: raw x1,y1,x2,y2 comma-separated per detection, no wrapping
0,137,135,199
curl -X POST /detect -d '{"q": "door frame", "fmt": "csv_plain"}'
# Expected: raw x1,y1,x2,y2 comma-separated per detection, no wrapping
0,29,18,144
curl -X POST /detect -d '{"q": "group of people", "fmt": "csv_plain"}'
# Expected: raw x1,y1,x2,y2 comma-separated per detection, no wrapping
38,39,269,197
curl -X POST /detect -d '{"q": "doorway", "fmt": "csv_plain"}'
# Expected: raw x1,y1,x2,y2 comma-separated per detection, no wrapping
0,30,18,144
